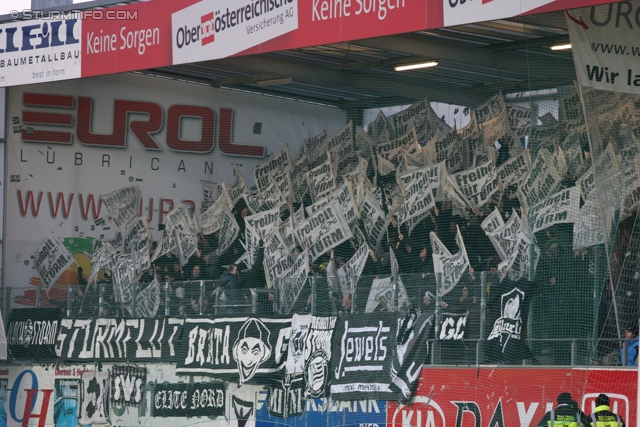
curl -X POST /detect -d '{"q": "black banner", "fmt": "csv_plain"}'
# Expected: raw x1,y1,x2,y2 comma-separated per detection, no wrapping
176,317,292,383
330,312,399,400
111,365,147,407
7,308,60,360
438,311,468,340
268,374,305,418
152,382,225,418
391,312,434,402
55,318,184,361
486,279,535,364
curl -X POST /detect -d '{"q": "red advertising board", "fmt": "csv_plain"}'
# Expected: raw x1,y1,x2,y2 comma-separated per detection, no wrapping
0,0,622,88
388,367,637,427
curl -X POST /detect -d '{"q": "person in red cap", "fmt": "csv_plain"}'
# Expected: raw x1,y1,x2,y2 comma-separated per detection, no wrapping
588,394,625,427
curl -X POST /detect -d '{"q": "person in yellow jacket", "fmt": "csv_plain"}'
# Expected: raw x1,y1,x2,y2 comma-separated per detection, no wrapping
589,394,625,427
536,392,589,427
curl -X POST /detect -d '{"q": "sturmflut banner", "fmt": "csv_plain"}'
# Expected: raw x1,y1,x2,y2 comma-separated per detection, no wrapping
55,318,184,361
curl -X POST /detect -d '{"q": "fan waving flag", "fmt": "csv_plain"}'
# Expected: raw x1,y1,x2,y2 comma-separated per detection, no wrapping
430,225,470,296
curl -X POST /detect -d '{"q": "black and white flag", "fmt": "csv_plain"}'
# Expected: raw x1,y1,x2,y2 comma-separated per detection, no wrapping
199,184,232,235
151,232,176,263
254,147,292,193
358,192,389,253
306,182,358,225
34,234,75,294
430,226,469,297
134,275,160,318
176,317,292,384
377,126,420,168
101,185,141,228
293,200,352,262
337,241,370,296
111,254,135,304
527,186,580,235
229,163,251,206
397,171,435,227
217,207,240,256
365,276,411,313
496,151,530,190
573,199,606,250
123,217,152,273
307,153,336,201
79,371,109,425
519,149,562,209
167,203,198,266
507,104,531,139
422,128,463,173
245,207,280,241
279,249,309,315
330,313,399,400
200,180,225,213
111,365,147,407
152,382,225,418
447,160,500,209
285,314,312,375
263,229,294,290
390,312,433,402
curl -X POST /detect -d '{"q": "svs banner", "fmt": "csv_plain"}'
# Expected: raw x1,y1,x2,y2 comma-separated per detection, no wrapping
5,73,345,305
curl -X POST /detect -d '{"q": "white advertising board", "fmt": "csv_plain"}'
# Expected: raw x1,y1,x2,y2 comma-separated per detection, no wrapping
5,72,345,305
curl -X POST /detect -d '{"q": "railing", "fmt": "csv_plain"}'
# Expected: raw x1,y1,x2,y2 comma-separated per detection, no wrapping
0,270,630,367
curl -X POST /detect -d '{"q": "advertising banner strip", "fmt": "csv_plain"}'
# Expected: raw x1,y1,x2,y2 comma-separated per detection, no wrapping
0,0,620,88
